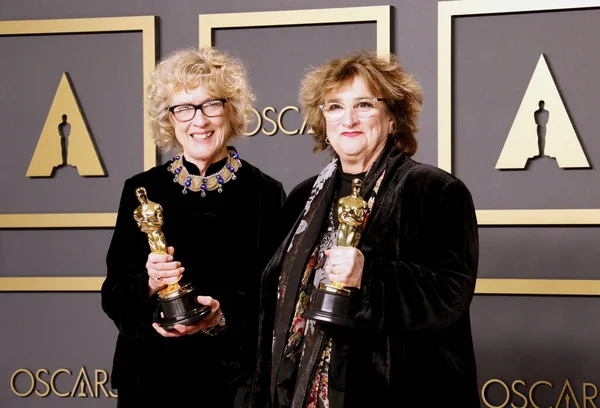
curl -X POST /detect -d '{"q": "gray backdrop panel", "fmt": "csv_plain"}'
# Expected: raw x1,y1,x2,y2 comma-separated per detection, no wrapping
0,32,144,213
1,0,599,407
453,9,600,209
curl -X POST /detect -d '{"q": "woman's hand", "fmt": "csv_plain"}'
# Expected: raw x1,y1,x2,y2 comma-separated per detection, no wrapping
152,296,222,337
146,246,184,296
325,246,364,289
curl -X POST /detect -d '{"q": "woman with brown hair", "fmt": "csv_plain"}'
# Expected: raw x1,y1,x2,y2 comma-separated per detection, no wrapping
251,50,479,408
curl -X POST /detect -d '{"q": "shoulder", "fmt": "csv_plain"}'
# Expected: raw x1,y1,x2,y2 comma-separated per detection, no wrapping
288,175,318,204
389,159,473,207
275,175,318,236
281,175,318,216
118,163,173,202
124,163,170,187
240,159,285,196
401,160,469,192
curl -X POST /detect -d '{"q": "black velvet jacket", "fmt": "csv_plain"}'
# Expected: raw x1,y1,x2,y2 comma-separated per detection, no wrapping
101,156,285,395
251,147,480,407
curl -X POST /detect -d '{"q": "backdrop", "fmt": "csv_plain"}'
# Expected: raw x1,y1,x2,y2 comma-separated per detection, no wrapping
2,1,600,407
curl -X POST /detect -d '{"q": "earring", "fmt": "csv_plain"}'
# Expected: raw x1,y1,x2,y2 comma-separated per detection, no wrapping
325,138,330,145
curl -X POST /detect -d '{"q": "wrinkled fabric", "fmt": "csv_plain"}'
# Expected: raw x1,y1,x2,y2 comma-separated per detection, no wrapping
101,154,285,406
251,143,480,408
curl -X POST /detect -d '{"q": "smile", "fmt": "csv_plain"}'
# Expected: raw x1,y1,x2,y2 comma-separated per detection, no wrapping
190,132,213,140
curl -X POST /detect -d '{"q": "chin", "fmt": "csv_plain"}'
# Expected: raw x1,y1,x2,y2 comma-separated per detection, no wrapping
337,147,365,158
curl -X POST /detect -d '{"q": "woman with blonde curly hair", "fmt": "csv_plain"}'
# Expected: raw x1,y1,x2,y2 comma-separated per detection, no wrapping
251,50,479,407
102,47,285,406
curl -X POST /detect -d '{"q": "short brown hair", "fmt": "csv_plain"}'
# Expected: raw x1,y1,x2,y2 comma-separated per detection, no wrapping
147,47,255,152
300,50,422,156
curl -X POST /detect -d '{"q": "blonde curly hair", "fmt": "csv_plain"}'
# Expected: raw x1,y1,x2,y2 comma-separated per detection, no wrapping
147,47,255,152
300,50,423,156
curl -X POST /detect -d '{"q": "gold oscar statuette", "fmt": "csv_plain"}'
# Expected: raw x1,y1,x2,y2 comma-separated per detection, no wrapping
134,187,210,329
303,178,368,327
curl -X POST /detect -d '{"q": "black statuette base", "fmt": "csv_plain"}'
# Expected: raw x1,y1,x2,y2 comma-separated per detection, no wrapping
156,286,211,331
303,289,355,328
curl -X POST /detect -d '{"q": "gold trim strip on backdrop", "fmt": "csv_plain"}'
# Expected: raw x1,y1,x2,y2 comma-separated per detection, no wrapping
438,0,600,296
0,16,158,229
0,213,117,229
199,6,391,59
0,277,104,292
475,279,600,296
477,209,600,225
4,277,600,295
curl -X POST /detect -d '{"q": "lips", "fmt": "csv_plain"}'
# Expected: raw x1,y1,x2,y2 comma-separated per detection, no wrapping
341,132,362,137
190,132,213,140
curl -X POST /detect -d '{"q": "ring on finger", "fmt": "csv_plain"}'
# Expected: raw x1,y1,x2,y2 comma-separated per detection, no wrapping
156,271,162,280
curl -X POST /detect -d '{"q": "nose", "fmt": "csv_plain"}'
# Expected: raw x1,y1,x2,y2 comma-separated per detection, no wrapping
191,108,210,126
341,107,359,126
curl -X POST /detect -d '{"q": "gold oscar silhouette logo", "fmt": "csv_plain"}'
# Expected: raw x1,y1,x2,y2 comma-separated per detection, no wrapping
496,54,590,170
26,72,105,177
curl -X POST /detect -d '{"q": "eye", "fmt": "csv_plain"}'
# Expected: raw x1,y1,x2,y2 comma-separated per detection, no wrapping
203,100,222,108
326,103,344,111
174,105,194,113
355,100,375,109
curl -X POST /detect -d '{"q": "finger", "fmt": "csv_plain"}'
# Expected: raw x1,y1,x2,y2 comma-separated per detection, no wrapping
148,253,174,264
196,296,220,312
172,324,191,334
147,269,163,281
154,267,185,278
153,261,181,271
172,322,203,336
327,273,346,286
152,323,180,338
161,276,181,285
328,272,352,285
325,261,343,274
327,246,346,256
330,246,360,257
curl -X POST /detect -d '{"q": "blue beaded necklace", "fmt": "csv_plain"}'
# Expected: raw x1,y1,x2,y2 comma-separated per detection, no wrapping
168,148,241,196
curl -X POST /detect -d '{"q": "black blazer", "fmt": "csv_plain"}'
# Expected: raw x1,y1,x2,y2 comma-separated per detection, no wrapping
251,148,480,407
102,157,285,395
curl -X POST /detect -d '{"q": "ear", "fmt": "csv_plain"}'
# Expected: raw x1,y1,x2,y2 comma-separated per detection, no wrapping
389,119,395,134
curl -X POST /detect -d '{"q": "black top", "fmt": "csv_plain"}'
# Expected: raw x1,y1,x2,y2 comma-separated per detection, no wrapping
101,153,285,398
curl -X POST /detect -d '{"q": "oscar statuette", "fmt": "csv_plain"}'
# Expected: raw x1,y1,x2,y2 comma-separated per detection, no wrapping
134,187,210,330
303,178,368,327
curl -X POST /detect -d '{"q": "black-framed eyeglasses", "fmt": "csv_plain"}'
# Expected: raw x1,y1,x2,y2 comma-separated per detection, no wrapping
168,98,227,122
319,98,385,121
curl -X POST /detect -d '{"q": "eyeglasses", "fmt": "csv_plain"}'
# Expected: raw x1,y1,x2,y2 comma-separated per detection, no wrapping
168,98,227,122
319,98,385,121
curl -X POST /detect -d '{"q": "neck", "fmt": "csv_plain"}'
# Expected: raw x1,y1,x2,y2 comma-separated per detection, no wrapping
184,147,228,176
339,160,372,174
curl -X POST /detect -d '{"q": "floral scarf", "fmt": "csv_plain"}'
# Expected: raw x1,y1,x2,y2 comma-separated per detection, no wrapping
270,142,391,407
